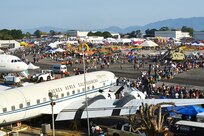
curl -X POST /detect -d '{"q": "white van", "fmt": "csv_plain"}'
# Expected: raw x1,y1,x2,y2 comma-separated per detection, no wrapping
52,64,67,74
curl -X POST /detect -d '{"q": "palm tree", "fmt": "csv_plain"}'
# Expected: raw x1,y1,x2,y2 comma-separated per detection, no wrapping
130,102,175,136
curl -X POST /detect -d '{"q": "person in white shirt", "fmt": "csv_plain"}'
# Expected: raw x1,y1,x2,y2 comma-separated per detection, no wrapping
175,92,179,98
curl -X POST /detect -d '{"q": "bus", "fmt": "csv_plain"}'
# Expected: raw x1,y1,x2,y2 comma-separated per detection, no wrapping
174,120,204,136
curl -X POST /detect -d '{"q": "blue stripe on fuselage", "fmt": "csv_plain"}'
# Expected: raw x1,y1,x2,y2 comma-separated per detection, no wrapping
0,84,113,116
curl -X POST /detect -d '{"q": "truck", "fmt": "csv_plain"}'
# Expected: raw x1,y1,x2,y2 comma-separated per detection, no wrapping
4,76,21,85
30,70,55,83
101,123,146,136
52,64,68,74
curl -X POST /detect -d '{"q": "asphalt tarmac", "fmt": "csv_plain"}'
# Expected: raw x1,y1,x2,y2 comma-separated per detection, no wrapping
31,56,204,90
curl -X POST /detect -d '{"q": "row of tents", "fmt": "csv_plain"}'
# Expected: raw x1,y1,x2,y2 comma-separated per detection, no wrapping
45,40,159,54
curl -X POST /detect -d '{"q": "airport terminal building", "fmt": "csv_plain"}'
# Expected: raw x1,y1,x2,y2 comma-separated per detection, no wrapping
67,30,120,39
155,31,190,40
67,30,89,38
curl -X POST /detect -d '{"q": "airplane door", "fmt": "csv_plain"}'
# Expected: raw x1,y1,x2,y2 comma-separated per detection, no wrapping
15,89,28,122
23,99,30,120
0,59,6,72
0,105,5,124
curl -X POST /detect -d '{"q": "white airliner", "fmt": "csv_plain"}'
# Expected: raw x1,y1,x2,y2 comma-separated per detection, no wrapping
0,71,116,124
0,71,204,125
0,54,28,73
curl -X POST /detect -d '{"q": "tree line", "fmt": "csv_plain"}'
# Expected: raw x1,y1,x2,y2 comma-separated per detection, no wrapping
0,29,24,40
87,31,112,38
0,26,196,40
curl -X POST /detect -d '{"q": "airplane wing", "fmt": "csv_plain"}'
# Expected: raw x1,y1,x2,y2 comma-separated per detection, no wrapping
56,92,204,121
40,97,86,114
40,86,125,115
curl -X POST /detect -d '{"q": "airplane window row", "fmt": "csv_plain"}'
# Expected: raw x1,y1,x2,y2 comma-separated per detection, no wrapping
1,85,95,113
3,102,26,112
11,59,22,63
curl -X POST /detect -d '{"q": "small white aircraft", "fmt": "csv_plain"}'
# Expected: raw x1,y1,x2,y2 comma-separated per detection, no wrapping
0,54,28,73
0,71,204,125
56,90,204,121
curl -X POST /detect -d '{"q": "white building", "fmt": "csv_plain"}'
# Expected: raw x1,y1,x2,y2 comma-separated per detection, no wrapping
67,30,89,38
111,32,120,39
85,36,104,44
0,40,20,49
155,31,190,40
193,31,204,40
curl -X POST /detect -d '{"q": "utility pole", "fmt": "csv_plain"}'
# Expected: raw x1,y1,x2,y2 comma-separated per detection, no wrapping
82,43,90,136
48,92,56,136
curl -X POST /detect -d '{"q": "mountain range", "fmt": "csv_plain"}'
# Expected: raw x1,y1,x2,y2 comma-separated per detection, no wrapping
23,17,204,34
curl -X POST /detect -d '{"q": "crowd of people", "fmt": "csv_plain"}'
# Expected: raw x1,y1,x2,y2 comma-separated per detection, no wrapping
116,56,204,99
116,75,204,99
17,45,204,100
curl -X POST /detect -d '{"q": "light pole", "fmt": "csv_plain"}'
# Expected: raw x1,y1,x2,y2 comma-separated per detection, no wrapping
82,44,90,136
48,92,56,136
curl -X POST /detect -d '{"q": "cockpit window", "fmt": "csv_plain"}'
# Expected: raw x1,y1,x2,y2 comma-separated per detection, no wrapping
11,59,22,63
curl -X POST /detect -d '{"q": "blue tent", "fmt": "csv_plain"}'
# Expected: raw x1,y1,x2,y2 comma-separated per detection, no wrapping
166,106,185,116
177,105,204,116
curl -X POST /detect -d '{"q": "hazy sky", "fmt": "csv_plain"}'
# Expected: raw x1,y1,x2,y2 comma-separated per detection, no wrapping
1,0,203,30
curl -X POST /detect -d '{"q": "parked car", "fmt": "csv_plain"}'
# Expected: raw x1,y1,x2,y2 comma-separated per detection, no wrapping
52,64,68,74
30,70,55,82
4,76,21,85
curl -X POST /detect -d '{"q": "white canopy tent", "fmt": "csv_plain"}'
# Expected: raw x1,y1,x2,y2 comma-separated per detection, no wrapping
27,62,40,76
48,41,64,49
191,42,204,46
28,62,40,69
54,48,65,53
199,43,204,46
139,40,159,47
48,43,57,49
121,38,131,44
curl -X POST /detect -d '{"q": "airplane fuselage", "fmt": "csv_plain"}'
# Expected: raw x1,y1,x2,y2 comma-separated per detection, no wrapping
0,71,116,124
